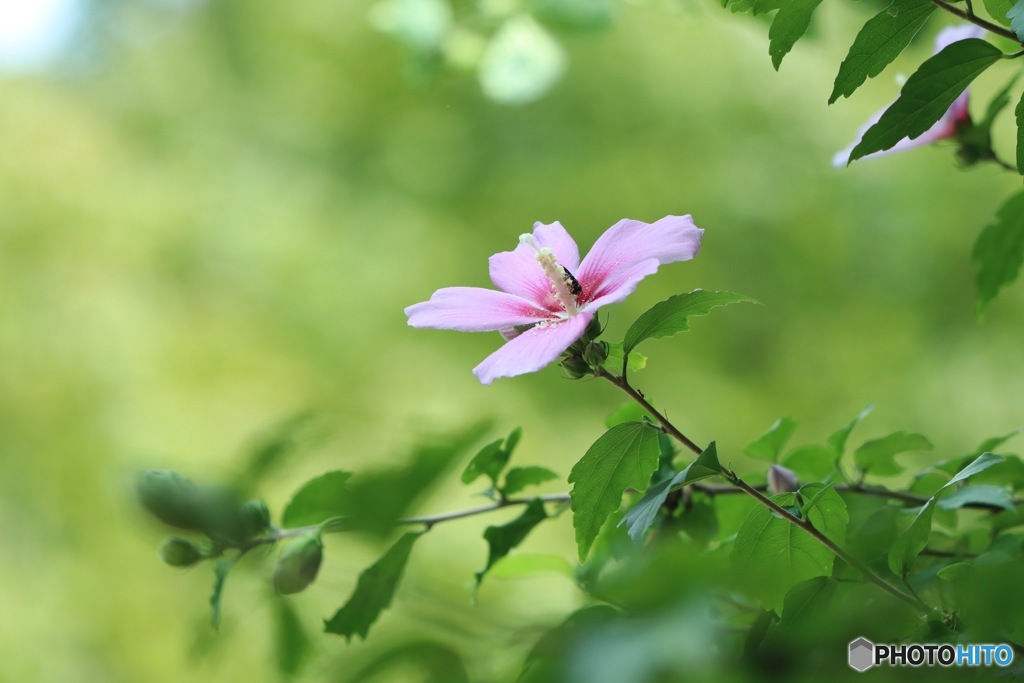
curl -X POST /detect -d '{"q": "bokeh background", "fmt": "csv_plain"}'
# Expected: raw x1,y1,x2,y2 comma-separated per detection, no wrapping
2,0,1023,681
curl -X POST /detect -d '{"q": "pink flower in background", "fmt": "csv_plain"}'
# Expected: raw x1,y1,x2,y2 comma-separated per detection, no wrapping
833,25,985,167
405,216,703,384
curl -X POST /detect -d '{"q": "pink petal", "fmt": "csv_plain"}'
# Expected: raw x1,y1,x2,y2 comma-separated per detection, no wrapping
581,258,661,312
405,287,551,332
489,221,580,305
832,97,961,168
577,215,702,305
933,25,985,53
472,313,593,384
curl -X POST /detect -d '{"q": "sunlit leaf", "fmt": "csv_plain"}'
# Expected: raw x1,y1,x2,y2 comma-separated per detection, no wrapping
325,532,423,641
827,404,874,455
488,553,575,580
746,417,797,462
854,431,932,476
281,470,353,528
849,39,1003,162
602,342,647,377
943,452,1005,489
478,17,566,105
829,0,935,103
501,466,559,497
937,485,1014,511
622,290,757,354
569,422,661,561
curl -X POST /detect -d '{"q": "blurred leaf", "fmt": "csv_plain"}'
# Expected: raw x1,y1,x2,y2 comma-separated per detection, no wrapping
462,439,506,485
324,531,423,641
937,562,974,580
569,422,661,561
274,598,312,677
938,485,1014,511
602,342,647,377
849,39,1003,162
766,0,824,69
368,0,452,52
234,411,315,495
532,0,614,30
339,641,470,683
944,452,1005,489
781,576,836,622
984,0,1015,25
210,558,234,631
476,498,548,589
605,403,653,428
854,431,932,476
888,499,936,577
619,442,722,545
974,190,1024,315
622,290,757,354
829,0,934,103
745,417,797,462
501,466,559,496
488,553,575,580
782,445,836,481
827,404,874,455
280,470,353,528
1017,90,1024,173
478,17,566,105
1010,0,1024,41
520,605,619,683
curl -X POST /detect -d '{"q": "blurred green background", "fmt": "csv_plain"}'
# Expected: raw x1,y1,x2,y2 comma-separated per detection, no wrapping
2,0,1023,681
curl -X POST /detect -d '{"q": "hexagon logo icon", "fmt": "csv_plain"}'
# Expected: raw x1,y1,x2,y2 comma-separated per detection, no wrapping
849,637,875,672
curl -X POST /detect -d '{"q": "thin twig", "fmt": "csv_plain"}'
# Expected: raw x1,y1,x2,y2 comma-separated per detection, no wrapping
929,0,1022,45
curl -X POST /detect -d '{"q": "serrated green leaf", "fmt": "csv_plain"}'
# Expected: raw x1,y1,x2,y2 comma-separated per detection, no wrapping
623,290,757,354
1010,0,1024,40
829,0,935,104
280,470,353,528
849,39,1003,162
501,466,559,497
731,492,836,612
488,553,575,580
602,342,646,377
766,0,824,69
974,191,1024,314
274,598,312,676
888,499,935,577
854,431,933,476
938,485,1015,511
746,417,797,462
476,498,548,588
210,557,234,631
324,531,422,641
618,442,722,544
943,452,1005,488
827,404,874,456
984,0,1015,26
937,561,974,580
569,422,662,561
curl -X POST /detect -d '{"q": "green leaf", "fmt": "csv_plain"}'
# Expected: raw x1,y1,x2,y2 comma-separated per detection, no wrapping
984,0,1015,26
937,485,1015,511
234,411,316,494
781,576,836,622
766,0,824,69
501,466,559,497
1010,0,1024,41
746,417,797,462
461,439,507,485
827,404,874,456
888,499,936,577
476,498,548,588
854,431,933,476
1016,90,1024,174
829,0,935,104
937,562,974,580
622,290,757,354
280,470,353,528
800,483,849,546
605,402,652,428
569,422,662,561
849,39,1003,162
783,445,838,481
324,531,422,641
274,599,312,676
731,492,837,612
532,0,614,30
974,190,1024,315
339,642,470,683
618,442,722,544
487,553,575,580
943,452,1005,488
602,342,647,377
210,557,234,631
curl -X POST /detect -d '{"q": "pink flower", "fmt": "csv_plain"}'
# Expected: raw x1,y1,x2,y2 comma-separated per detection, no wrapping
405,216,703,384
833,25,985,167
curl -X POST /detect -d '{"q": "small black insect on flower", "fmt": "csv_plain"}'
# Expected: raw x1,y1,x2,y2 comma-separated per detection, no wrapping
560,266,582,297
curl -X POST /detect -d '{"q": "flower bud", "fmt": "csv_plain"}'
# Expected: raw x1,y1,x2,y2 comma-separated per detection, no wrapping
768,464,799,494
137,470,204,530
240,499,271,537
273,535,323,595
583,316,603,342
582,341,609,368
160,536,203,568
561,355,590,379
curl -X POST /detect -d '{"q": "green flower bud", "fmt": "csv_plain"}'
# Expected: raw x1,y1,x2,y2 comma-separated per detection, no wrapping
239,499,271,537
583,316,603,342
561,355,590,379
273,535,323,595
137,470,204,530
160,536,203,568
582,341,609,368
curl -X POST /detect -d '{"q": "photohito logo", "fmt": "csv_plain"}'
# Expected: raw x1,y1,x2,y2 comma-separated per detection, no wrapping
848,638,1014,671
